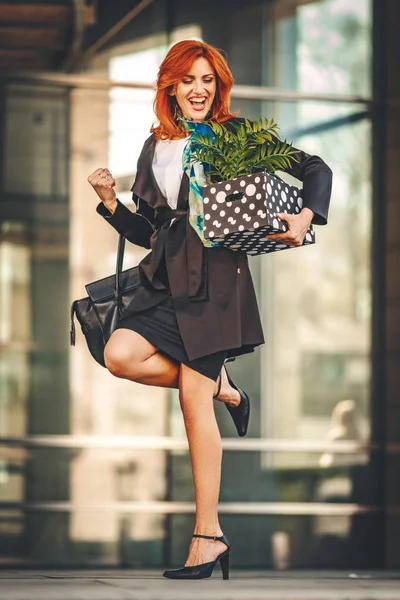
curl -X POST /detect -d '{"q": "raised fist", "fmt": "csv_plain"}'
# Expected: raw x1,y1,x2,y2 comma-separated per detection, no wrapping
87,167,117,211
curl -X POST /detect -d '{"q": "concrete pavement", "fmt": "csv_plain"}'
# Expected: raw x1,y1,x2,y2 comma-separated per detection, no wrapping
0,570,399,600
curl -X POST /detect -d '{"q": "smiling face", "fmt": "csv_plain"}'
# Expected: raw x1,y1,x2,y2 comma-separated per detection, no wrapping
173,57,217,122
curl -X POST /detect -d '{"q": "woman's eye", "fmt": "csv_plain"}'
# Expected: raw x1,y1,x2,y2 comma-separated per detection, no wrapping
181,78,214,84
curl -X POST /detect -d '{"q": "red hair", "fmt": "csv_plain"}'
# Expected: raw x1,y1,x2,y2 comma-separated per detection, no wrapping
151,40,238,140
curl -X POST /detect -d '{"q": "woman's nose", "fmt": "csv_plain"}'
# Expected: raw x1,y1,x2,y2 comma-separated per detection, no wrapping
193,79,205,94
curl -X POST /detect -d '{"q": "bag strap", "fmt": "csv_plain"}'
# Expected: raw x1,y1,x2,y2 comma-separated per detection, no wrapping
114,234,126,305
69,235,127,347
70,301,76,346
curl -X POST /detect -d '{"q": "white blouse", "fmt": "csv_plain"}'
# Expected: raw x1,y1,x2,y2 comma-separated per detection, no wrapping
152,137,207,209
152,137,190,209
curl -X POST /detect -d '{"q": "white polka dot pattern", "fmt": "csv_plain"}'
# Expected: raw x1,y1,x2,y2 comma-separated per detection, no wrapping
202,171,315,255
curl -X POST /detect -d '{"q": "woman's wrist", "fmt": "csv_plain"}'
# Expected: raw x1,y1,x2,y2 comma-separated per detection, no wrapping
301,207,315,224
103,198,118,214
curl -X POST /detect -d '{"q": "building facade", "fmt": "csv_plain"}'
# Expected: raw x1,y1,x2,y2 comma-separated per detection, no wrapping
0,0,399,569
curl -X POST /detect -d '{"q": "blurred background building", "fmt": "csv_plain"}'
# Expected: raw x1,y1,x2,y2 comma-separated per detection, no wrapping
0,0,398,570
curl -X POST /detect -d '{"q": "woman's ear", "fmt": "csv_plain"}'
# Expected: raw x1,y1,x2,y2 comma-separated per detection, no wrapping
168,85,176,97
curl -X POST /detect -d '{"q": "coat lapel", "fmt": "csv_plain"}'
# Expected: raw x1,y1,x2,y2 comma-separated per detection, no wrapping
177,172,189,209
131,133,190,211
131,134,166,209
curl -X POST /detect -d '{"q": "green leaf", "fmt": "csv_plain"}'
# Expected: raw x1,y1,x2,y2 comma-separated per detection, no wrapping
188,118,297,181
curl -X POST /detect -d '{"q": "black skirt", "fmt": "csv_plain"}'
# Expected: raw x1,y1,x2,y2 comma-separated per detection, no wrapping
115,293,226,381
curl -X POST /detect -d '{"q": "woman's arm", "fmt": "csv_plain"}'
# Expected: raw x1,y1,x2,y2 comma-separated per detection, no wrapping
231,118,333,225
96,199,154,249
88,166,155,249
265,143,333,247
283,142,333,226
264,141,333,246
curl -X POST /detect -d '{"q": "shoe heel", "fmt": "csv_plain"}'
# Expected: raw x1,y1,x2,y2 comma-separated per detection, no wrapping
219,551,230,580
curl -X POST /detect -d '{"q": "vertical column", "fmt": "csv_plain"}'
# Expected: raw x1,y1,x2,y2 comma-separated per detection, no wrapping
377,0,400,568
1,83,71,562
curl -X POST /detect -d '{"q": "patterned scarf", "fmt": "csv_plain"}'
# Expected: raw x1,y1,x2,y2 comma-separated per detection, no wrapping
181,118,221,248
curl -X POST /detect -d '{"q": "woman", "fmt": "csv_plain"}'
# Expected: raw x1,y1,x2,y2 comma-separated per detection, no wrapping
88,40,332,579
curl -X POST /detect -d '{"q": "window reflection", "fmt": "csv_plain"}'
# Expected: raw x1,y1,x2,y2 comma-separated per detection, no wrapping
0,239,31,467
275,0,371,96
109,47,165,178
260,113,371,465
299,0,371,96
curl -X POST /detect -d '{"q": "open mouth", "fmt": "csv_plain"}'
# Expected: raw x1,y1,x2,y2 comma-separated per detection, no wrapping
188,97,207,111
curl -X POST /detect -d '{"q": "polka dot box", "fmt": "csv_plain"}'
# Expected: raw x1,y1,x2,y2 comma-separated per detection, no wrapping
202,172,315,255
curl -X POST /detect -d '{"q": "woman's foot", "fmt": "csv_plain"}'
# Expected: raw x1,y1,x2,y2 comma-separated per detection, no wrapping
213,367,241,407
184,532,228,567
163,533,231,579
214,367,250,437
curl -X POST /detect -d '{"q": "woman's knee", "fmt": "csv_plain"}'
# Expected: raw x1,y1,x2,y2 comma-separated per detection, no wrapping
104,330,152,379
104,344,130,378
179,370,214,416
104,340,143,380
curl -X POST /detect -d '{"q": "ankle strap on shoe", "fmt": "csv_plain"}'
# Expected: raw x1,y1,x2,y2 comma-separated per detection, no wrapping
213,372,222,400
192,533,224,541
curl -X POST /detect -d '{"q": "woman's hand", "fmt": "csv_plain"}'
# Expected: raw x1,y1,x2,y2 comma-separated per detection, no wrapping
87,168,117,213
266,208,314,246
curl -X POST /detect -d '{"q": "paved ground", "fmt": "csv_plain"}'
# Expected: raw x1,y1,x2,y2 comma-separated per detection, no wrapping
0,570,399,600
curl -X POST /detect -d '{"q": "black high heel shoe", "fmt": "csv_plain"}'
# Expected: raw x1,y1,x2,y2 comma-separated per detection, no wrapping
163,533,230,580
224,369,250,437
214,363,250,437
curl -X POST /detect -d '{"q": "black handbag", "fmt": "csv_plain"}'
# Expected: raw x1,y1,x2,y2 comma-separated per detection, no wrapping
70,235,140,367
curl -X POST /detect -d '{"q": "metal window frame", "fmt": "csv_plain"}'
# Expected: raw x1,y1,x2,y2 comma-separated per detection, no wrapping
0,435,390,453
1,72,373,106
0,500,384,516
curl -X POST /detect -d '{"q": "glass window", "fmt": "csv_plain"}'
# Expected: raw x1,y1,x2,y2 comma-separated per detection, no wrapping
0,0,375,569
259,106,372,455
296,0,372,96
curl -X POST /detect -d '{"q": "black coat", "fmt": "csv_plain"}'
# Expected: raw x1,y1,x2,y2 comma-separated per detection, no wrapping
97,120,333,361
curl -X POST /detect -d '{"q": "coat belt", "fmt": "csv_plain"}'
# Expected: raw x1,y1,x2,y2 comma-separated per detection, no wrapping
154,207,188,228
141,206,207,301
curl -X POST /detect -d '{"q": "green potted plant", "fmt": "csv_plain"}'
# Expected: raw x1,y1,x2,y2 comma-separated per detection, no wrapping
189,118,297,181
188,118,315,255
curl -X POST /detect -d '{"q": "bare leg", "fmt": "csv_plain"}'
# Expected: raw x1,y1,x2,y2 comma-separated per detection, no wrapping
105,329,239,405
105,332,239,564
179,365,228,566
104,329,180,388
